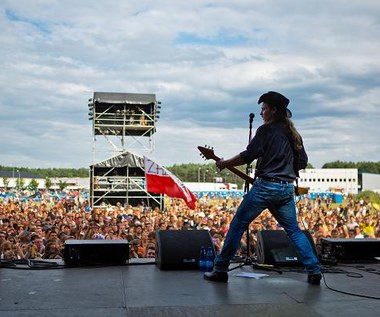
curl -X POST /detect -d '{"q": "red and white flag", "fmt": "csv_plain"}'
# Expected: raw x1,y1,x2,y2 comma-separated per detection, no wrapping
144,156,197,209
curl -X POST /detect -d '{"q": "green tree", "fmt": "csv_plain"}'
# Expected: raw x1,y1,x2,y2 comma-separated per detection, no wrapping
45,177,52,190
58,180,68,191
28,178,39,191
16,177,25,190
2,176,9,189
167,162,247,189
354,190,380,204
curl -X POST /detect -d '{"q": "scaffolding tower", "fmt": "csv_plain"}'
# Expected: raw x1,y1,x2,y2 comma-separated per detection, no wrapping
88,92,163,209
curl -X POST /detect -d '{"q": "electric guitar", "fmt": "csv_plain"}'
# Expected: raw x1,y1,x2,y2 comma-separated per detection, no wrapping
197,145,309,195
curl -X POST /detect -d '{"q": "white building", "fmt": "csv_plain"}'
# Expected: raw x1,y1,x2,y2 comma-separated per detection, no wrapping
298,168,358,194
0,172,89,191
359,173,380,193
184,182,238,192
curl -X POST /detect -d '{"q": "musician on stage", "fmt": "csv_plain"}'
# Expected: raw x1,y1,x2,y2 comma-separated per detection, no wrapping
204,91,322,285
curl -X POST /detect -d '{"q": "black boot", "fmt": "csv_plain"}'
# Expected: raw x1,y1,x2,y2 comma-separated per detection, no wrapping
204,271,228,283
307,273,322,285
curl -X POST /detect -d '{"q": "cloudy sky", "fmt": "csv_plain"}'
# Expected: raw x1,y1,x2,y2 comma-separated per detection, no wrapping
0,0,379,170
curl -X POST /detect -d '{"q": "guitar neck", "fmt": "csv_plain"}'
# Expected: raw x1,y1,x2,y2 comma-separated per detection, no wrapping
197,146,254,184
226,166,254,184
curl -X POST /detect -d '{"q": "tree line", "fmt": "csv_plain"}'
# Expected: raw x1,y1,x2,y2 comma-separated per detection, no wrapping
0,166,89,178
322,161,380,174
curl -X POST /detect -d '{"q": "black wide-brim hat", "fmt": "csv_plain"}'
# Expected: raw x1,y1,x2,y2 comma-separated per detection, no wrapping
258,91,292,118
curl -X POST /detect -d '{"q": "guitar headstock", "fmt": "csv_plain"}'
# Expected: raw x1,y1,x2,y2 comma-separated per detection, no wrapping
198,145,220,161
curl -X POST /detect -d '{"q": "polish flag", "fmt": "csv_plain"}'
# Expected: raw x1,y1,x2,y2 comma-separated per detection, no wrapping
144,156,196,209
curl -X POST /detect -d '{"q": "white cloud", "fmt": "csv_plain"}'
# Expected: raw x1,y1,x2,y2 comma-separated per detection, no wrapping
0,0,379,170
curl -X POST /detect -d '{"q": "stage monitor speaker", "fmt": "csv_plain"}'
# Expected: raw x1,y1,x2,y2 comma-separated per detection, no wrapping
156,230,214,270
64,240,129,266
255,230,316,267
321,238,380,263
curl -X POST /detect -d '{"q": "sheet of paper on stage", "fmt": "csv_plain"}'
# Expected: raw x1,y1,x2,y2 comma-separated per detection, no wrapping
234,272,270,279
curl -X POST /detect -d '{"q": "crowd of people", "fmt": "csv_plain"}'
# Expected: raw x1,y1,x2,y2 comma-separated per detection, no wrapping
0,190,379,262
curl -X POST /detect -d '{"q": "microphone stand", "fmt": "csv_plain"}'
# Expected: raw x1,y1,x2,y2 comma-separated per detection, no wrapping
229,113,255,270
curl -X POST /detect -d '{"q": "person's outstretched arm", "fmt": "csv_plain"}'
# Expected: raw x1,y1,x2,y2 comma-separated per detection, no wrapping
216,154,246,171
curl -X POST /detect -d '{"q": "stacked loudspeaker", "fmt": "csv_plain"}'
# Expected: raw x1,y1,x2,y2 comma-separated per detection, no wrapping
155,230,214,270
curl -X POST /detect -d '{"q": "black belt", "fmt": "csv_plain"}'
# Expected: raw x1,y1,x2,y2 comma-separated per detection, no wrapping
258,177,290,184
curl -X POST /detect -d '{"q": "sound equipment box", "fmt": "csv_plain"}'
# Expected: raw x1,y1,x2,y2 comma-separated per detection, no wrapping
156,230,214,270
64,240,129,266
255,230,317,267
321,238,380,263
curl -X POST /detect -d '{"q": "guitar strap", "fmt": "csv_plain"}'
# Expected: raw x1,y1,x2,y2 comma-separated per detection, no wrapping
294,178,300,196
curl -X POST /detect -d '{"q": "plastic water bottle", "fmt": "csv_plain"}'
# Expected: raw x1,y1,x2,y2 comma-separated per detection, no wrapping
199,246,207,272
206,246,214,272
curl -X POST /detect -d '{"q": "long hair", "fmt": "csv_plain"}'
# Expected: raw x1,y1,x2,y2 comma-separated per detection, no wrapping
269,104,303,151
284,117,303,151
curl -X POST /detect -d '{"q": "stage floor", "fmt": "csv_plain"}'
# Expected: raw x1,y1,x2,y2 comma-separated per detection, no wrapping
0,259,380,317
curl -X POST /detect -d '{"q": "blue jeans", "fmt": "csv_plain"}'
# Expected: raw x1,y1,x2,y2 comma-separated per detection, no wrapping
214,178,321,274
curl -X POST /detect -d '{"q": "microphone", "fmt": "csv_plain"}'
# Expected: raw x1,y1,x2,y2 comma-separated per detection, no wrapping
249,113,255,123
